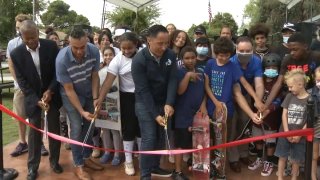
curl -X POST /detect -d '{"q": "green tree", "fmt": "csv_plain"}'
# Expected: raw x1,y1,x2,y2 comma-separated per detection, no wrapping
105,5,160,33
41,0,90,31
0,0,47,46
187,12,238,40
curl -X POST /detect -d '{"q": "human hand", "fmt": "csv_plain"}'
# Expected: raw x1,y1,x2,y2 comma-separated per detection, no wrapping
291,136,302,143
214,102,225,117
155,115,166,127
164,105,174,117
251,113,262,125
188,72,202,82
42,90,53,103
80,111,95,121
254,100,265,113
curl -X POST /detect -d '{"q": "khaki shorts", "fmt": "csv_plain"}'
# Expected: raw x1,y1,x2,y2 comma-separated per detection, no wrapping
13,89,27,119
252,125,277,143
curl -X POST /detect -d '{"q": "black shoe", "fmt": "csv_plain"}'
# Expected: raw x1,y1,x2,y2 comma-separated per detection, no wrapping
172,170,189,180
51,163,63,174
41,145,49,156
27,170,38,180
151,168,172,177
10,142,28,157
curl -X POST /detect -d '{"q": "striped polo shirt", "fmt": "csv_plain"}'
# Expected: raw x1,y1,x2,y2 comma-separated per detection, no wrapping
56,43,100,98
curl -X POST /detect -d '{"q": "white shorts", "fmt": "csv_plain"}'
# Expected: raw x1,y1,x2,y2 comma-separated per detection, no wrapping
252,125,277,143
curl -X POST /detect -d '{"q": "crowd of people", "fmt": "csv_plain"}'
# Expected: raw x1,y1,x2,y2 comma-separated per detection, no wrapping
5,12,320,180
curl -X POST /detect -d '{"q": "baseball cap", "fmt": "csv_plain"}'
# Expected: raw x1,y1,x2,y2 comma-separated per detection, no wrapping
194,25,206,34
281,23,296,32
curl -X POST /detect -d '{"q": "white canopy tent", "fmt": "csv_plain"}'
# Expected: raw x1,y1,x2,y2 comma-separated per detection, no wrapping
106,0,159,13
101,0,159,29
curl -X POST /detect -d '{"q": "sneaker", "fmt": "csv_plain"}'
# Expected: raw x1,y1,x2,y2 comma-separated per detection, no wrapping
91,149,100,158
261,161,273,176
41,145,49,156
183,154,190,162
10,142,28,157
248,158,263,170
100,153,111,164
111,156,121,166
168,155,175,163
124,162,135,176
151,168,172,177
172,170,189,180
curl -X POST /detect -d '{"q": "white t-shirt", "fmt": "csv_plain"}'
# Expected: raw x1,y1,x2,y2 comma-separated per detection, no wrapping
98,66,108,85
107,52,134,93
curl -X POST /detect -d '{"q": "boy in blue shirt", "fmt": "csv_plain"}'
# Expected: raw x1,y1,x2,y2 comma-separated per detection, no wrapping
204,37,260,178
172,46,205,180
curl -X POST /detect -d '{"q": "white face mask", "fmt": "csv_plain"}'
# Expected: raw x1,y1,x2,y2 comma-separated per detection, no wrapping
317,81,320,89
283,36,289,44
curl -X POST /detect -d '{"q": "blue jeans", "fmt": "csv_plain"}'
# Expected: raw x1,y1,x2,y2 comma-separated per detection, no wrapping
135,102,165,178
61,95,94,166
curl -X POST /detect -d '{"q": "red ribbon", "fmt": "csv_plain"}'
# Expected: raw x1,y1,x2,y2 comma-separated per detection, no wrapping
0,104,314,155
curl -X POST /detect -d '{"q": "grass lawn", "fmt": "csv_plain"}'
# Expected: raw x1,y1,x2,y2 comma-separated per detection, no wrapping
1,89,19,145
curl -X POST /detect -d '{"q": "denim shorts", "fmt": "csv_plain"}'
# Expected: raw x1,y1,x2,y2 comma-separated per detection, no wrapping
274,137,306,163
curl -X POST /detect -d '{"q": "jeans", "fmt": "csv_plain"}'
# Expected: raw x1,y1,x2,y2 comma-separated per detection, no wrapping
135,102,165,178
61,95,94,166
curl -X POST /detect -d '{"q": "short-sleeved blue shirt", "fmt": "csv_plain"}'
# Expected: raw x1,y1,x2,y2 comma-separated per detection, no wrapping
56,43,100,98
230,54,263,94
174,67,205,128
204,59,242,117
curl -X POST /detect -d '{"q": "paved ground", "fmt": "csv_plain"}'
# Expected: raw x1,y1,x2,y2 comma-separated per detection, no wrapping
2,140,306,180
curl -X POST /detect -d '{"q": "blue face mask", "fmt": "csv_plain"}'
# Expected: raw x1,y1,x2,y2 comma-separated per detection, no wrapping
196,47,209,56
264,69,278,78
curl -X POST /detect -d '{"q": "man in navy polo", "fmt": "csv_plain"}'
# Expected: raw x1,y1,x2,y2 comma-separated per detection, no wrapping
56,27,103,180
132,25,177,180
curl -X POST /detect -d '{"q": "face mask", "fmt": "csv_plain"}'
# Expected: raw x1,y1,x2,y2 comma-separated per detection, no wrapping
196,47,209,56
316,81,320,89
237,53,252,64
283,36,289,44
264,69,279,78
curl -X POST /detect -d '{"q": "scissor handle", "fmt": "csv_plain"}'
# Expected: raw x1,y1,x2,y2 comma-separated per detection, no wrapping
40,99,50,112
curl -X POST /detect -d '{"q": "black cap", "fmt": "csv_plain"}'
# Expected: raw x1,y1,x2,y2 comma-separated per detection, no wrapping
194,25,206,34
281,23,296,33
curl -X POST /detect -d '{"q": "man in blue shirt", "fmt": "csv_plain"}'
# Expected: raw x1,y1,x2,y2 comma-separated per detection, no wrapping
229,36,264,173
56,27,103,180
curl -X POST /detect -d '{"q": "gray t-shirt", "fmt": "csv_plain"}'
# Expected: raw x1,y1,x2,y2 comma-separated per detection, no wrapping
281,93,309,130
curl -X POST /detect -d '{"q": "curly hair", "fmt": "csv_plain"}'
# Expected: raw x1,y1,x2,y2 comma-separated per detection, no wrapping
284,69,307,87
214,37,234,55
248,23,270,39
169,30,192,49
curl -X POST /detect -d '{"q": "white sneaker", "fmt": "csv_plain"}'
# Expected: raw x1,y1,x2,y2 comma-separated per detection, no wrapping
124,162,135,176
91,149,100,158
261,161,273,176
168,155,175,163
248,158,263,170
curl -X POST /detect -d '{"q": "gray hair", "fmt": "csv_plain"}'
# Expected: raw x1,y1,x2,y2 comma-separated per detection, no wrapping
19,20,38,34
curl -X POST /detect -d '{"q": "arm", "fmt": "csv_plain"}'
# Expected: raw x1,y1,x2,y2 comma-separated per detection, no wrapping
239,76,264,111
96,72,117,107
165,57,178,116
233,83,260,124
63,83,94,120
91,71,100,99
254,77,264,101
131,55,161,121
204,74,223,116
177,72,201,95
199,95,207,114
7,58,17,81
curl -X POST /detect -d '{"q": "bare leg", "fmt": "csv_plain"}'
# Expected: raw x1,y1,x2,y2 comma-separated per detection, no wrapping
278,157,286,180
312,142,319,180
291,162,299,180
18,121,27,143
175,149,183,172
